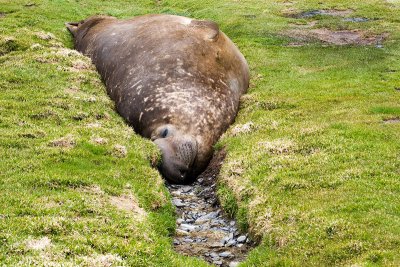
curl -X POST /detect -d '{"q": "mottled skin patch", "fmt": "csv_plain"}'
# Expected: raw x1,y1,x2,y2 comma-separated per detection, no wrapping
66,14,249,183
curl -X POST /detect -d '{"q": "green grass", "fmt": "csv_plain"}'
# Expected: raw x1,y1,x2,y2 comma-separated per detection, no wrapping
1,0,400,266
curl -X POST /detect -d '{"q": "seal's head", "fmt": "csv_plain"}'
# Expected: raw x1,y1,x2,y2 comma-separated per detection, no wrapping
151,125,198,183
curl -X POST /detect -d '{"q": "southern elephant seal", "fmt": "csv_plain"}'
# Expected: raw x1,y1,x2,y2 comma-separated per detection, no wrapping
66,14,249,183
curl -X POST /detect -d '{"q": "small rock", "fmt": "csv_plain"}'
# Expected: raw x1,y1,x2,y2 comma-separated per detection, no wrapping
173,239,180,245
237,235,247,243
221,236,230,244
229,232,235,240
229,262,240,267
172,199,185,207
210,252,218,258
226,240,237,247
171,190,181,196
201,224,210,230
175,229,189,236
211,219,225,227
237,243,243,248
230,221,235,226
212,255,220,261
196,211,219,222
214,261,222,266
195,218,210,224
181,186,192,193
219,251,233,258
176,218,183,224
180,224,198,232
210,242,224,248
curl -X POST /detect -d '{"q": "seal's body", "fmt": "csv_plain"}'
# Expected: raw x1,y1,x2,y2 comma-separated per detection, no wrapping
66,14,249,183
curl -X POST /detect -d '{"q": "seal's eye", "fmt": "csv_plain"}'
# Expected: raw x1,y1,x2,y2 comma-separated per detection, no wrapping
161,128,169,138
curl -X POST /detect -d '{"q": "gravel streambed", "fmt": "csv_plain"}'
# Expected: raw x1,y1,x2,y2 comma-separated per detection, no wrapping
167,152,255,267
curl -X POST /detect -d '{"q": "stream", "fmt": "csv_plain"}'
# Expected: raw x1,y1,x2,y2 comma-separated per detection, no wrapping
167,152,255,267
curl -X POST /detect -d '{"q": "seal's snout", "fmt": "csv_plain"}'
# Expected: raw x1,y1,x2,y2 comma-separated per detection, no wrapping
153,126,198,183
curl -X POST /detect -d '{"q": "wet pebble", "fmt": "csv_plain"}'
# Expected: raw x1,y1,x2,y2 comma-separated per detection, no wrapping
181,186,192,193
226,240,237,247
229,232,234,240
219,251,233,258
173,198,185,207
180,224,198,232
210,252,219,258
237,235,247,243
176,229,189,236
210,242,224,248
221,236,230,244
168,169,254,266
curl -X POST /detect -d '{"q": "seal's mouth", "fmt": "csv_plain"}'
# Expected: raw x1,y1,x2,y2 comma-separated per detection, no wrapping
154,136,198,184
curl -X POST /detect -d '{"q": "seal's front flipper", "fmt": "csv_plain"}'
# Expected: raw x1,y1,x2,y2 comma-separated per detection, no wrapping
65,22,80,37
189,20,220,41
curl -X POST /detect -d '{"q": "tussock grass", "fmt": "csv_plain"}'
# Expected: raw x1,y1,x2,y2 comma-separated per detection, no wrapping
1,0,400,266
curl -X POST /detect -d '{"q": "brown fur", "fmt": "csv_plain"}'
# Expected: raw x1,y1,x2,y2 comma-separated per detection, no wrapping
66,14,249,183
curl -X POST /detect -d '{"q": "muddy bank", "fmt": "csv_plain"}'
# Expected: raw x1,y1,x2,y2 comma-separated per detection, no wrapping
281,8,386,47
286,28,387,46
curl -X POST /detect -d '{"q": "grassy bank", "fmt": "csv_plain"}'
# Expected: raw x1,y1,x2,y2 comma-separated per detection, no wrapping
1,0,399,266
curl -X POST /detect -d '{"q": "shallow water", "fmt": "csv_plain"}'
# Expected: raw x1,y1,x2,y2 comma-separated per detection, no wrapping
167,153,255,267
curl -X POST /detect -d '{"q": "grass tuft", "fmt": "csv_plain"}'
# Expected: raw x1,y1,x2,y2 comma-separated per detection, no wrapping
1,0,400,266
